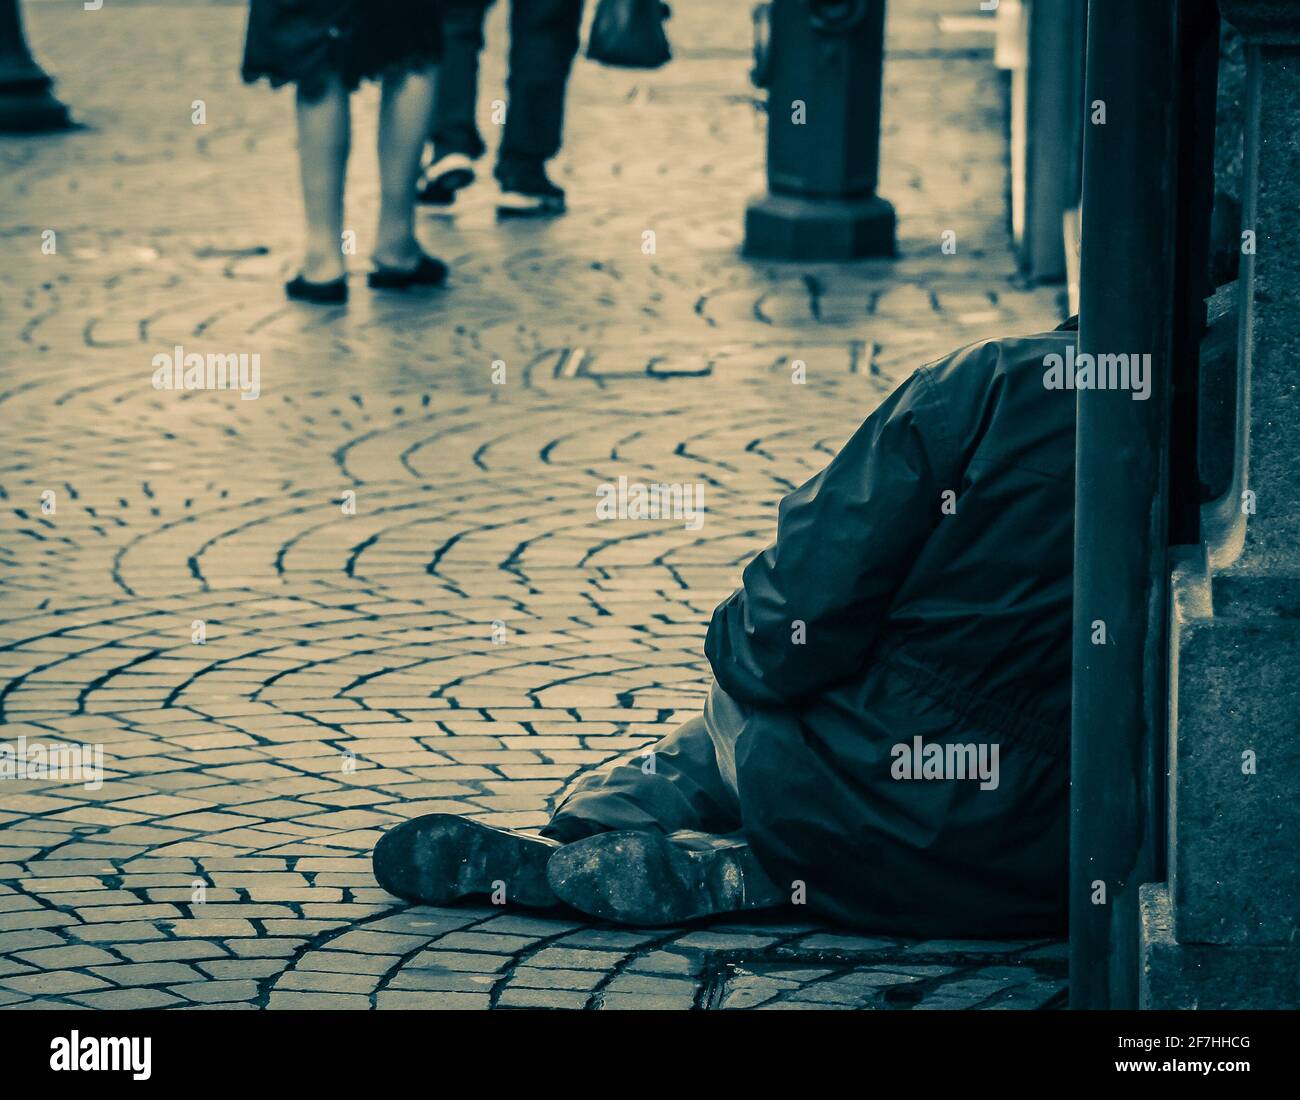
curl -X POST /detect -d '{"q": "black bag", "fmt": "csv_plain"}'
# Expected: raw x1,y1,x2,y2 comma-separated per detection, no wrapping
586,0,672,70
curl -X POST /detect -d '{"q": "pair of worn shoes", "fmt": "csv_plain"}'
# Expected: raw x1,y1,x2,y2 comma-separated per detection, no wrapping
418,152,567,218
372,814,780,926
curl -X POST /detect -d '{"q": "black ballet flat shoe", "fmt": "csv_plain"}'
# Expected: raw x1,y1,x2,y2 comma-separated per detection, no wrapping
367,252,449,290
285,273,348,304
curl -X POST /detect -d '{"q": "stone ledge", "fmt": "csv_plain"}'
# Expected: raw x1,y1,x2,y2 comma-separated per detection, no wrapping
1139,884,1300,1009
1220,0,1300,44
1171,606,1300,945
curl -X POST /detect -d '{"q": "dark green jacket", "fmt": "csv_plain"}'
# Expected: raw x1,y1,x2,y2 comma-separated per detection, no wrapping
705,330,1076,936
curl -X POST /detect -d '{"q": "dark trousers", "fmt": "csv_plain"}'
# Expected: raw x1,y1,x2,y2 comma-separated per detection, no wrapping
542,683,749,843
431,0,584,172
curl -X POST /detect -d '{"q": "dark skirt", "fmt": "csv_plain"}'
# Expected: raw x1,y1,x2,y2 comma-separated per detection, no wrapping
242,0,444,101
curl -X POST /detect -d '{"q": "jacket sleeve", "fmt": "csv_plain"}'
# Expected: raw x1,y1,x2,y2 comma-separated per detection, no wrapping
704,362,959,707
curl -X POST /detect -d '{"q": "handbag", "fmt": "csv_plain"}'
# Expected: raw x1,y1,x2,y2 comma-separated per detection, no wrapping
586,0,672,70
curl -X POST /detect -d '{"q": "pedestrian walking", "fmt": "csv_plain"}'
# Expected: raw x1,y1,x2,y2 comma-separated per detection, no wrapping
419,0,583,217
242,0,451,302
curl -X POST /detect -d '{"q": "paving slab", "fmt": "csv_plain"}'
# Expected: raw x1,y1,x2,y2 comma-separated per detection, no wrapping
0,0,1065,1008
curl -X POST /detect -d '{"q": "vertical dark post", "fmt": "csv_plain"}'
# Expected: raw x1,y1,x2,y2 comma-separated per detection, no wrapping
744,0,895,260
1167,5,1220,549
1070,0,1181,1010
0,0,70,133
1017,0,1087,282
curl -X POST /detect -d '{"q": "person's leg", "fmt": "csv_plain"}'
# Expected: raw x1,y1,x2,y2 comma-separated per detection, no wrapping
374,713,733,909
542,715,742,843
499,0,582,166
374,66,440,271
495,0,583,212
420,0,493,202
429,0,492,160
543,690,786,925
294,75,350,285
372,684,784,921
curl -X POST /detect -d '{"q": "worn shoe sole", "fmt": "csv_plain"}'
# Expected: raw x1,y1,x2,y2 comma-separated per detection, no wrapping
495,191,566,218
373,814,560,908
545,830,781,926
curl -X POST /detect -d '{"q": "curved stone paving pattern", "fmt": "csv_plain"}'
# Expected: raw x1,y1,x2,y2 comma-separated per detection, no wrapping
0,0,1068,1008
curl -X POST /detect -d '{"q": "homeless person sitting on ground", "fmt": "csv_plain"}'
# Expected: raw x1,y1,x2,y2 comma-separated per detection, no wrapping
374,322,1079,937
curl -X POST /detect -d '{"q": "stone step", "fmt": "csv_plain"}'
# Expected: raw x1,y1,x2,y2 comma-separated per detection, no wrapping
1139,883,1300,1009
1167,561,1300,946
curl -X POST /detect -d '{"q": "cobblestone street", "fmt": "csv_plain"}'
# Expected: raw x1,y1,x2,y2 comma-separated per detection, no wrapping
0,0,1070,1009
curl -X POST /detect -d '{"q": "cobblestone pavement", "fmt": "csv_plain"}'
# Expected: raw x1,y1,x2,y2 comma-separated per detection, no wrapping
0,0,1068,1009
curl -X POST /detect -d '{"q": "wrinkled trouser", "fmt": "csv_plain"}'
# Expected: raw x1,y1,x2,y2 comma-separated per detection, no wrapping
542,683,751,844
430,0,584,169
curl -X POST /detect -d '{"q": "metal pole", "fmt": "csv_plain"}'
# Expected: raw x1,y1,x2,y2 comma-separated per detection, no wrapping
1069,0,1181,1010
1018,0,1087,282
0,0,71,133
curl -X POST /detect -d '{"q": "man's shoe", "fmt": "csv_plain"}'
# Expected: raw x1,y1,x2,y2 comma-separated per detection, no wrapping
545,830,784,926
373,813,561,908
417,151,476,206
495,163,566,218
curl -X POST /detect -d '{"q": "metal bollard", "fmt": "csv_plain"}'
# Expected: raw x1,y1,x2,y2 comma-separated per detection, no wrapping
0,0,71,133
744,0,895,260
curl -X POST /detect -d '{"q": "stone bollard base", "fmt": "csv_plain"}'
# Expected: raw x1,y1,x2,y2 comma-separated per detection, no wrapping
743,191,896,261
0,81,71,133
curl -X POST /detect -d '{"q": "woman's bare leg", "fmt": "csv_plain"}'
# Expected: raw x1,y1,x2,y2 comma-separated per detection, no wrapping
374,66,438,269
294,75,350,283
